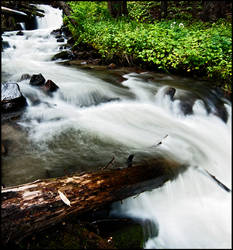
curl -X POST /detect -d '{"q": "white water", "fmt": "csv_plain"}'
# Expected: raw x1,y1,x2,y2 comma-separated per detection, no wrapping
2,5,231,249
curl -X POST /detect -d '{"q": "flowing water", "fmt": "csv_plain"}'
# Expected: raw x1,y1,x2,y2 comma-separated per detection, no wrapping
1,5,231,249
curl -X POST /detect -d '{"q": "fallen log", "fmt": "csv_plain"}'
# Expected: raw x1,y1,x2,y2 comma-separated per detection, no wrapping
1,157,187,245
1,6,27,16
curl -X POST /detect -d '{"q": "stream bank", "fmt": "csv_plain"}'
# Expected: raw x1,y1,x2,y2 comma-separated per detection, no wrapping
62,1,232,96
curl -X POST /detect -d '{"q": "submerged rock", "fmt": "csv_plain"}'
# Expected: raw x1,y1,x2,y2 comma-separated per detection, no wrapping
29,73,45,86
179,100,193,115
1,82,27,112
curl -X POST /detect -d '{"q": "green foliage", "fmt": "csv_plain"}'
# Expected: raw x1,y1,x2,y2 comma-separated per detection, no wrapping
67,1,232,92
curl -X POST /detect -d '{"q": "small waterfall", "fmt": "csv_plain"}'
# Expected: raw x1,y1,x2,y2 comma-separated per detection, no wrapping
19,22,26,30
36,4,63,30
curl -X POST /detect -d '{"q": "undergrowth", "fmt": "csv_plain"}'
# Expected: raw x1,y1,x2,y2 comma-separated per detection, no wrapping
65,1,232,92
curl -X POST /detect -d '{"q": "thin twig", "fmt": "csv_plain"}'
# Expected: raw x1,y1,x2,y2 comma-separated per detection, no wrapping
150,134,168,148
101,156,115,170
127,154,134,167
195,166,231,193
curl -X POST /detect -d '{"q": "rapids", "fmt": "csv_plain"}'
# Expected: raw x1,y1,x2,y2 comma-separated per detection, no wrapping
1,5,231,249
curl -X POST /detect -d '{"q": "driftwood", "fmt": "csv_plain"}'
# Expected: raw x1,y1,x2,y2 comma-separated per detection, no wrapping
1,157,186,245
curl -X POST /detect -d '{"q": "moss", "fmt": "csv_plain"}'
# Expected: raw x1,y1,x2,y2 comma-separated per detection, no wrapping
111,223,144,249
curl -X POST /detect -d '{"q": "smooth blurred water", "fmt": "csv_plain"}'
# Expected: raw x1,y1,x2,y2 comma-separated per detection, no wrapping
1,5,231,249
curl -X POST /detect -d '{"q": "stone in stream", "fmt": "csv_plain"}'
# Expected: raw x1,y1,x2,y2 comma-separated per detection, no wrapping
50,28,61,36
16,30,24,36
164,87,194,115
29,73,46,86
55,34,63,39
179,100,193,115
108,63,117,70
41,79,59,93
51,50,74,61
19,73,31,81
57,37,65,43
1,82,27,112
164,87,176,100
2,41,10,51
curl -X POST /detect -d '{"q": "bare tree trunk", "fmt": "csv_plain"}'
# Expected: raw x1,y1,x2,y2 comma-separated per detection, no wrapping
108,0,128,18
1,157,186,245
160,1,168,19
201,0,228,21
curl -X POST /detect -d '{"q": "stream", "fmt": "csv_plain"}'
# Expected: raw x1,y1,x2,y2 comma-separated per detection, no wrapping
1,5,231,249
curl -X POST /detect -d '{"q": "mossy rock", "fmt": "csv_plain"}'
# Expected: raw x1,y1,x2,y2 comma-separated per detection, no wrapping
110,223,144,249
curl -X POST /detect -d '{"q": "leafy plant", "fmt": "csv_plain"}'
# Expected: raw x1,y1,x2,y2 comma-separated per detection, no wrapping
66,1,232,92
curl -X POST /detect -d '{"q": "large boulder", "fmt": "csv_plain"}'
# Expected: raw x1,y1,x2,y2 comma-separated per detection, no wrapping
29,73,46,86
1,82,27,112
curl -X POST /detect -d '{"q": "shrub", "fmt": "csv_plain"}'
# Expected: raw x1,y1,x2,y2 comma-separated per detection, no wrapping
66,1,232,92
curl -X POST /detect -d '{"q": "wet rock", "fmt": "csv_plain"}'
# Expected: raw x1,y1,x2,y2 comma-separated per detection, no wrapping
59,44,70,50
55,34,63,39
19,73,31,81
1,82,27,112
51,50,74,61
16,30,24,36
57,38,65,43
179,100,193,115
100,97,120,104
2,41,10,51
29,73,45,86
212,103,228,123
41,79,59,93
67,36,75,45
108,63,117,70
50,28,61,36
61,26,71,37
164,87,176,100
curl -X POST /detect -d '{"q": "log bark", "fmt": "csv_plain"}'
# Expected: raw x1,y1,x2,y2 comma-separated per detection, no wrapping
1,157,186,245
